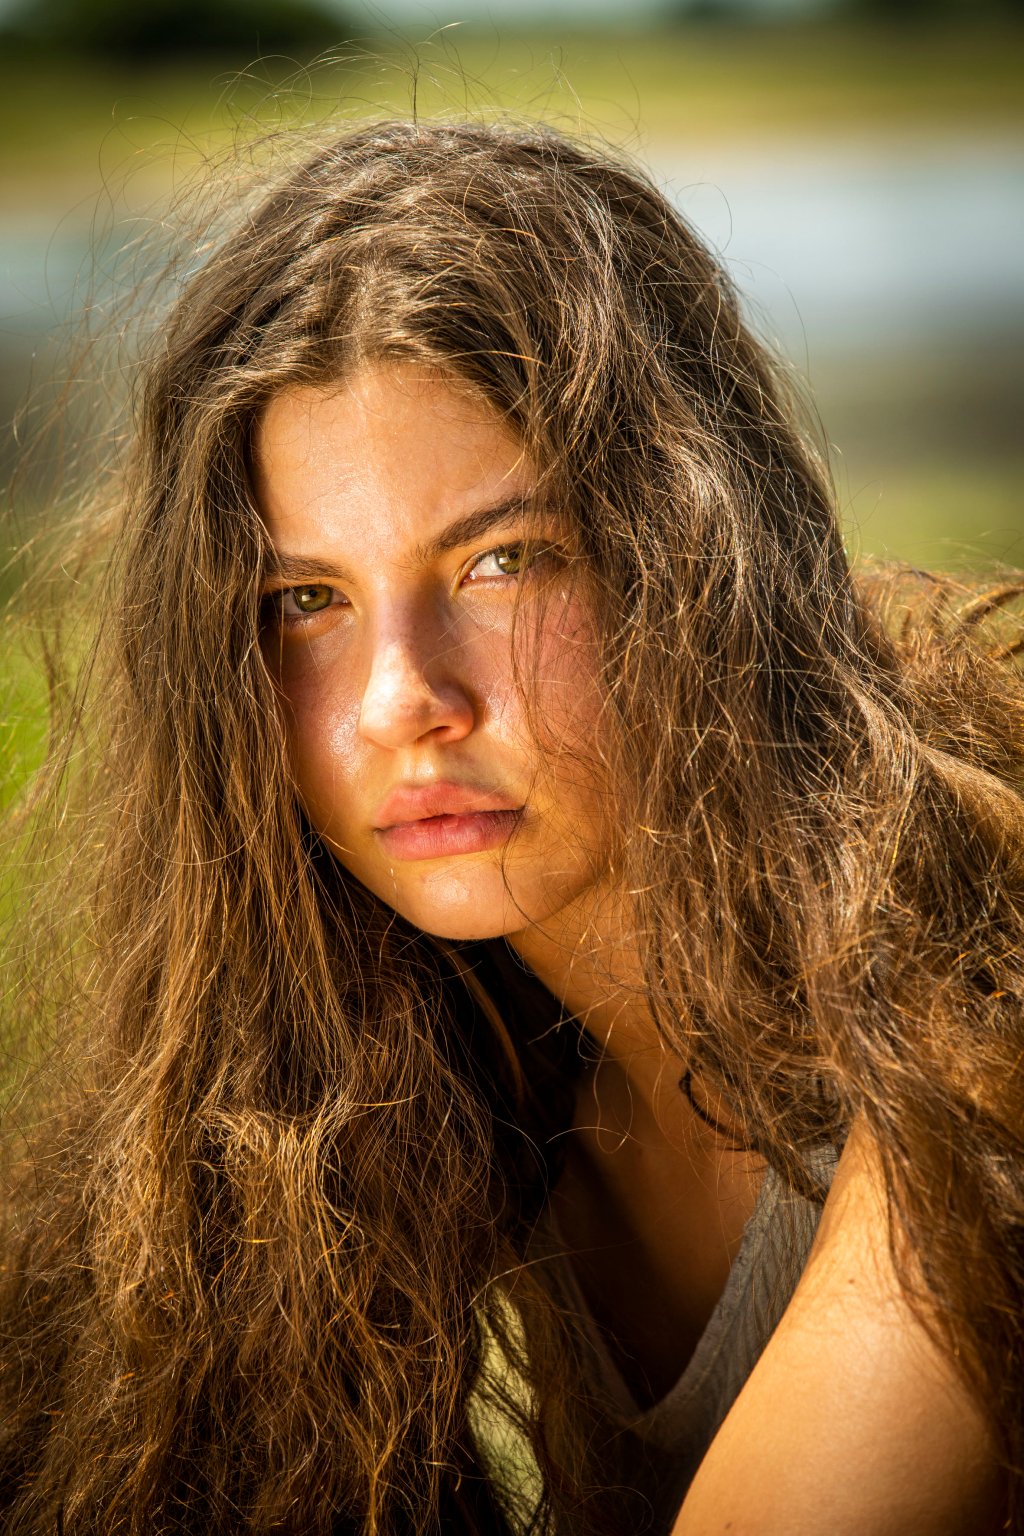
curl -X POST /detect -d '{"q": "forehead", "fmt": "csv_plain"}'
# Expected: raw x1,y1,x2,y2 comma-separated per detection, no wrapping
253,363,535,562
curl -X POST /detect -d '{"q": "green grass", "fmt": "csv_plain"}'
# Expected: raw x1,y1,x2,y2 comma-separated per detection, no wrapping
840,458,1024,572
0,623,49,817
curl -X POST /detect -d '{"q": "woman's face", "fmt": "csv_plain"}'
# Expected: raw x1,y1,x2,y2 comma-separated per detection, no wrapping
254,362,611,942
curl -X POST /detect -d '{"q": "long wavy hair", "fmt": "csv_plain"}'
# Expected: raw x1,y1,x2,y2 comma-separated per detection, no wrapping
2,118,1022,1534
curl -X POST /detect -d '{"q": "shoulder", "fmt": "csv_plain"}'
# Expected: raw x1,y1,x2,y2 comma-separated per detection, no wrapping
671,1117,1007,1536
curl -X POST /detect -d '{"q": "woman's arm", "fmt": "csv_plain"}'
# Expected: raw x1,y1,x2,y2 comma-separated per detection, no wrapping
671,1119,1007,1536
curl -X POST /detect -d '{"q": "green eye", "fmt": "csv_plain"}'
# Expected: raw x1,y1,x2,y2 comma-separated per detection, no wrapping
292,584,334,613
463,541,556,587
490,546,526,575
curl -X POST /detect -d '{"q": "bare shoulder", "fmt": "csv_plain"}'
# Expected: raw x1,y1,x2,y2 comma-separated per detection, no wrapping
671,1117,1007,1536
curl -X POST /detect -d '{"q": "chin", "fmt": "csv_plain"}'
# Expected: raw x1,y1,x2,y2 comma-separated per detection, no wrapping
384,870,526,942
334,841,599,945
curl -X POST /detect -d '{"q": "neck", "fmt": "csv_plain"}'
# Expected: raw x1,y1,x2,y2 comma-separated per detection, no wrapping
506,882,674,1092
505,884,740,1140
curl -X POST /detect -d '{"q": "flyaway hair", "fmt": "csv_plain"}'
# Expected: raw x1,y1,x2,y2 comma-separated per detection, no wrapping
1,119,1022,1533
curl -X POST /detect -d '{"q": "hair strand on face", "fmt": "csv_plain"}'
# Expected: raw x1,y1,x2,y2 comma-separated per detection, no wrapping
1,117,1023,1534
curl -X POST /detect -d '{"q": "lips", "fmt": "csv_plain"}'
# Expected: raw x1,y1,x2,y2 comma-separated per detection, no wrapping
374,780,524,827
373,781,524,861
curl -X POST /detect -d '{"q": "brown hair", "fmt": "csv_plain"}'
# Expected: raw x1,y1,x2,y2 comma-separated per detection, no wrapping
2,118,1022,1532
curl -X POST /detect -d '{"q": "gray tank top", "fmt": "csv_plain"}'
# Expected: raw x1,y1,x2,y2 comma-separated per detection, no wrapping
540,1147,840,1533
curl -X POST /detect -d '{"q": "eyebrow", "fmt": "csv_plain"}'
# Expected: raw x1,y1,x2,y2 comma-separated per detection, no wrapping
263,495,536,585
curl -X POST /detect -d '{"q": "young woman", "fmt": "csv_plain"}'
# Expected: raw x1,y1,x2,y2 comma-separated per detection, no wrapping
1,118,1021,1535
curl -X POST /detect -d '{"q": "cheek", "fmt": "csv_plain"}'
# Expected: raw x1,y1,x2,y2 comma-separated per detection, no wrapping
272,654,365,833
525,595,606,758
502,595,612,866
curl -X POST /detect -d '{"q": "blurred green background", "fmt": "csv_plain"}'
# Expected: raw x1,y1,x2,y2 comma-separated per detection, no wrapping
2,0,1023,800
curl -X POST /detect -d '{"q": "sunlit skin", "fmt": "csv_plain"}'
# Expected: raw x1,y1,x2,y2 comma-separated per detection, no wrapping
254,361,614,949
253,366,1005,1531
254,358,767,1398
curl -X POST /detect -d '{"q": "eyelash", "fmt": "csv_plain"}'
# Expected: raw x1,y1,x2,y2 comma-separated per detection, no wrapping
463,542,542,582
261,542,552,630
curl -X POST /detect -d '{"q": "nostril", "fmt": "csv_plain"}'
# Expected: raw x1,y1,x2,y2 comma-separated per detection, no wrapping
357,646,475,750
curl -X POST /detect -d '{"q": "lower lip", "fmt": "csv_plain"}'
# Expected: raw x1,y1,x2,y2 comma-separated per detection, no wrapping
376,809,523,861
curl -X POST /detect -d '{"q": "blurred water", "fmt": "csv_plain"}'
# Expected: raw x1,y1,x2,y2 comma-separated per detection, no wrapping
2,133,1022,511
649,136,1024,361
3,135,1023,356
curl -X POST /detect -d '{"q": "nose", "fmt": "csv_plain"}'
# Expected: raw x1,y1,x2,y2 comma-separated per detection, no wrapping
357,614,475,751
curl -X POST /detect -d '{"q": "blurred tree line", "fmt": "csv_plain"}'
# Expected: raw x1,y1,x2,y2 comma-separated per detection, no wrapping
1,0,351,60
682,0,1022,17
842,0,1022,15
3,0,1021,61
